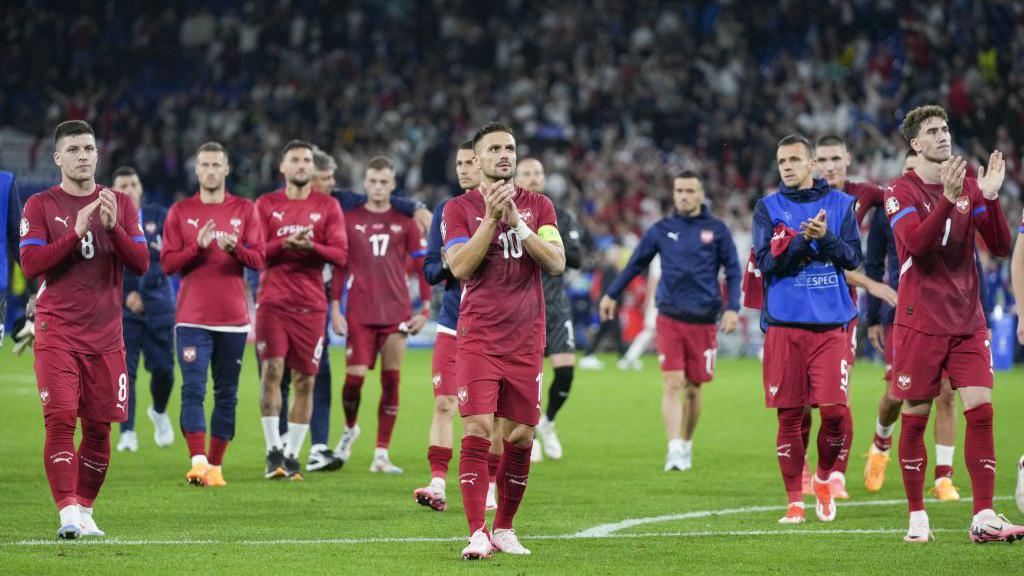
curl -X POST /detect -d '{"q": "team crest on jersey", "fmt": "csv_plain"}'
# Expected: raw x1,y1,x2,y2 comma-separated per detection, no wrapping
390,224,403,233
20,217,29,237
432,374,442,389
256,341,267,356
517,209,533,223
896,373,912,391
310,212,321,223
230,218,242,231
39,388,50,406
885,197,900,216
183,346,197,363
768,384,779,397
700,229,714,244
456,386,468,406
145,221,157,234
955,196,970,214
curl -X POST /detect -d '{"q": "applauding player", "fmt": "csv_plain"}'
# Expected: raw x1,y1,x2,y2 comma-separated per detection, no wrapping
255,140,347,480
443,122,565,559
883,105,1020,543
21,120,148,538
161,142,265,487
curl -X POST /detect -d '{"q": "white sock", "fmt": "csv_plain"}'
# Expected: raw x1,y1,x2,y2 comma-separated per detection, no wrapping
374,447,388,459
680,439,692,452
430,477,446,492
935,444,955,467
910,509,929,524
59,505,81,527
78,505,93,517
668,438,684,453
284,423,309,459
876,418,895,439
191,454,209,467
261,417,282,452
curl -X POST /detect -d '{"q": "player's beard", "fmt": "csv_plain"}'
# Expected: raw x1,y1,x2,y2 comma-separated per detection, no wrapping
483,164,513,182
288,175,311,188
68,165,95,185
922,148,951,164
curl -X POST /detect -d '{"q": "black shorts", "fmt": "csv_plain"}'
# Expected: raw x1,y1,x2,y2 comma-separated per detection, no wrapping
544,305,576,356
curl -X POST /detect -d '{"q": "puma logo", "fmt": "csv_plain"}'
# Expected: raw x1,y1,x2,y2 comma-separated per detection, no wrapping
984,464,996,472
667,232,679,241
54,216,70,227
116,402,126,411
459,473,478,487
903,462,922,472
186,218,200,228
355,224,366,233
272,211,285,221
475,217,484,222
50,451,74,465
776,444,791,458
509,478,528,487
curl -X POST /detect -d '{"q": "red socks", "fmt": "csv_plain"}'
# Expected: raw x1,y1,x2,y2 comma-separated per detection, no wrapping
487,451,501,483
777,408,806,503
494,440,532,530
800,409,811,450
833,405,853,474
873,432,893,452
209,436,230,466
428,445,452,479
44,410,78,509
183,430,206,458
76,419,111,508
377,370,400,449
342,374,364,428
899,413,929,512
816,405,846,478
459,435,491,535
964,403,995,513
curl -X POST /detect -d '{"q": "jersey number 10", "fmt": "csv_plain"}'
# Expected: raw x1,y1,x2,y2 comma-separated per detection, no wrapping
498,231,523,259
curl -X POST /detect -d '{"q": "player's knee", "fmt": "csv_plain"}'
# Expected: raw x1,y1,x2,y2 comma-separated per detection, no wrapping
505,424,535,447
80,419,111,442
818,404,845,428
463,418,491,439
262,360,285,381
776,407,804,433
683,381,700,398
435,396,456,419
663,374,684,393
44,409,78,434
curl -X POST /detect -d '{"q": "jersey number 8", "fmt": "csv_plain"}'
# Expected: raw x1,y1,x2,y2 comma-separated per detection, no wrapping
81,231,95,259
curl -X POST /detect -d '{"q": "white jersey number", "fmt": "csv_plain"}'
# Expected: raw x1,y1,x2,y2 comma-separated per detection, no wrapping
499,231,523,259
80,231,95,259
369,234,390,257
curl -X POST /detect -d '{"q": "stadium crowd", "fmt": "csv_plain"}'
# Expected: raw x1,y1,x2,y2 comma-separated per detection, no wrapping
4,0,1024,244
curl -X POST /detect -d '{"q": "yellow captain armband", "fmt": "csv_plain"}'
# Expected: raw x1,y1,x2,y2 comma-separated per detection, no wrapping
538,225,562,245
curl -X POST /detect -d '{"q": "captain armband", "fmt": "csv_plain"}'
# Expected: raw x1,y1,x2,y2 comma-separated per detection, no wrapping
537,225,562,245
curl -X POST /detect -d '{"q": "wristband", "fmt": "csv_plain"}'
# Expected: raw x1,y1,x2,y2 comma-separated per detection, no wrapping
514,221,533,240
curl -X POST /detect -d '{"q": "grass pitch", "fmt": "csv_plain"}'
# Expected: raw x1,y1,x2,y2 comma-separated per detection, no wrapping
2,347,1023,574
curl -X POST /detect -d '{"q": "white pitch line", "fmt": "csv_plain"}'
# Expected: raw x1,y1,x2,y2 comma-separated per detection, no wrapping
2,496,1008,547
2,528,961,547
574,495,1010,537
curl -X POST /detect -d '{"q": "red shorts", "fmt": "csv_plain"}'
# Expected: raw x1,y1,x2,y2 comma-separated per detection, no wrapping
346,321,404,370
890,325,992,400
845,318,858,367
883,325,950,389
35,347,129,422
255,307,325,375
455,350,543,426
763,326,849,408
655,315,717,384
431,330,458,397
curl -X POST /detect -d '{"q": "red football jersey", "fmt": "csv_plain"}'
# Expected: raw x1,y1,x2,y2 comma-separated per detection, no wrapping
884,170,1010,336
255,189,347,313
343,206,427,325
20,185,148,353
441,187,558,355
161,192,265,328
845,180,885,225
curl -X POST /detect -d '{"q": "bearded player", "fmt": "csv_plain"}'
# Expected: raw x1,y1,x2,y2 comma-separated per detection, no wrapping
443,122,565,558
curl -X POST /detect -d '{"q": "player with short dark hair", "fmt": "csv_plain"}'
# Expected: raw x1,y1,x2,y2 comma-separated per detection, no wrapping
442,121,566,558
514,158,585,464
413,140,480,512
883,104,1021,543
330,155,430,474
111,167,176,454
862,149,962,501
600,170,741,472
753,134,862,525
255,140,347,481
21,120,149,538
161,142,265,487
